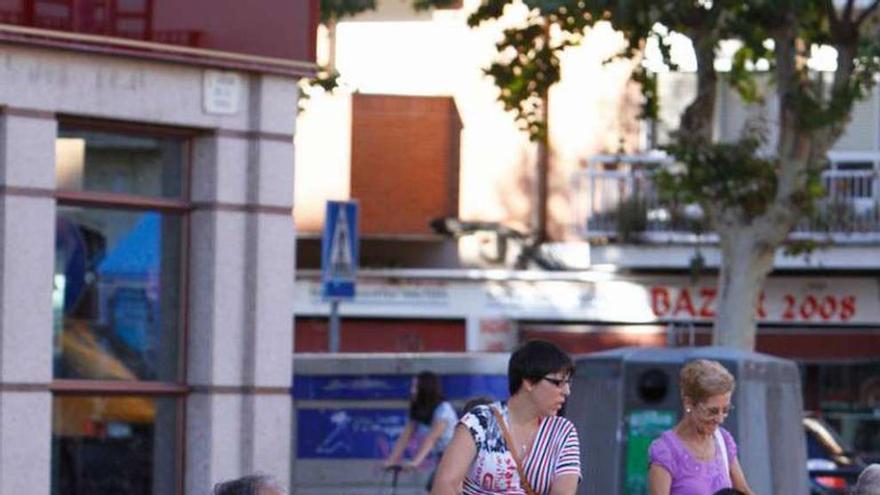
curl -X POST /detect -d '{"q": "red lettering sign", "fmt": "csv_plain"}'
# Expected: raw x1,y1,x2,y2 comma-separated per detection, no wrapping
699,288,717,318
673,288,696,317
649,285,858,323
651,287,670,316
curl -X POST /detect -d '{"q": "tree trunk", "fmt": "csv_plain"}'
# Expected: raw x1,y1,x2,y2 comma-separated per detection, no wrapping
534,121,550,245
327,20,337,71
532,23,551,245
713,227,776,349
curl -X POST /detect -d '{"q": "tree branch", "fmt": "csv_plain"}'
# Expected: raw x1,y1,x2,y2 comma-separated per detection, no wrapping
678,31,718,142
856,0,880,26
761,1,866,245
826,5,861,141
774,14,801,163
843,0,856,23
759,13,810,245
825,0,841,31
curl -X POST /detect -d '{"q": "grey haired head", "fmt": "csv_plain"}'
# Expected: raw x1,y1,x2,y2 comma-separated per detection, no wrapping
213,474,284,495
855,464,880,495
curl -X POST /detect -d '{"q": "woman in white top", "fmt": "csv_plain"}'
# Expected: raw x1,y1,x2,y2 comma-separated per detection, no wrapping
385,371,458,492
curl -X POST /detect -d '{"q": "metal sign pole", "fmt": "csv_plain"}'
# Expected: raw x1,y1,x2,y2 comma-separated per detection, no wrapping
329,300,341,352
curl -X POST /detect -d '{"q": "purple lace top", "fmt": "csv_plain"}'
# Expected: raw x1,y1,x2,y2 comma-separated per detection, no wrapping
648,427,737,495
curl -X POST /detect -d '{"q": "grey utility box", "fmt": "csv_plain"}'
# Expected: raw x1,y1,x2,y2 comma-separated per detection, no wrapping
291,353,509,495
567,346,807,495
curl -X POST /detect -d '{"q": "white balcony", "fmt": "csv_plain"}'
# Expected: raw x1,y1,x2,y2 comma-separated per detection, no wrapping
572,152,880,243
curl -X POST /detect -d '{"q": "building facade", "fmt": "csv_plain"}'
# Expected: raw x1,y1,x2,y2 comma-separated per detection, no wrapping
0,2,316,493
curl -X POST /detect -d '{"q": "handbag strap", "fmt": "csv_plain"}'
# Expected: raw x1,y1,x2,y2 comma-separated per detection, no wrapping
491,406,538,495
714,428,730,483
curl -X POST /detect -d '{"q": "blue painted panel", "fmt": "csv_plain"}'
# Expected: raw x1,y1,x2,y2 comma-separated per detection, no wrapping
442,375,509,400
297,408,408,459
292,374,508,401
293,375,410,400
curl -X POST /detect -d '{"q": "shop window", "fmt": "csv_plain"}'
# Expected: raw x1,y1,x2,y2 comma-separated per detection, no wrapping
52,122,189,495
51,395,179,495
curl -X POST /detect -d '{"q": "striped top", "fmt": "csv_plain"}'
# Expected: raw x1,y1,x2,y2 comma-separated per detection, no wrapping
460,401,581,494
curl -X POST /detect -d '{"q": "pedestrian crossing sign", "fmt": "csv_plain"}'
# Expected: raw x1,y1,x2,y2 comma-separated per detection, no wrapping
321,200,359,301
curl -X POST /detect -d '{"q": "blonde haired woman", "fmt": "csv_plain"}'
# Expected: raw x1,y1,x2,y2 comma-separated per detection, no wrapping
648,359,754,495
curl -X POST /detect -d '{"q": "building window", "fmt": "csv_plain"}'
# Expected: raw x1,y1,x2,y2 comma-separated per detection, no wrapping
51,395,180,495
51,122,190,495
54,206,182,381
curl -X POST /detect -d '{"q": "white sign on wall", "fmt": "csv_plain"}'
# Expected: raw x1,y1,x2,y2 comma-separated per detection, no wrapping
203,70,242,115
294,275,880,326
477,318,517,352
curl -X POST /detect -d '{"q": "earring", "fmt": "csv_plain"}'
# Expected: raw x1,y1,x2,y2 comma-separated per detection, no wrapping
685,407,692,413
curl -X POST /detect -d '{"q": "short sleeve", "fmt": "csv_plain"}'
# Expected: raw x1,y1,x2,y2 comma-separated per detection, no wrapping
648,435,676,475
720,427,738,460
555,422,582,479
459,405,491,445
432,402,457,426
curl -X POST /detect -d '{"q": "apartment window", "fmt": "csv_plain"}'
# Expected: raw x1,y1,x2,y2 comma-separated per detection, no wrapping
51,122,189,495
826,159,876,206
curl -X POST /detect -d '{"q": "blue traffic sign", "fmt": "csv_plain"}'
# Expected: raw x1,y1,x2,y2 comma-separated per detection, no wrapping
321,201,359,301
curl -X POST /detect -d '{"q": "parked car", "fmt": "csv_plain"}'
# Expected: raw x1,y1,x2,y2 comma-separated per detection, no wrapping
805,415,866,494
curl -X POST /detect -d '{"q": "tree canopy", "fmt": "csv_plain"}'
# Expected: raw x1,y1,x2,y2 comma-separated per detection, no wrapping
470,0,880,348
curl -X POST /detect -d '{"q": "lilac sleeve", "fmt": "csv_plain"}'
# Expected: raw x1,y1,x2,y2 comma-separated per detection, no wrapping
720,427,738,460
648,436,675,475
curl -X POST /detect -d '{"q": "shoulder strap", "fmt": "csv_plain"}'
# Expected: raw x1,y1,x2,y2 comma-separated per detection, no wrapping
714,428,729,479
491,406,538,495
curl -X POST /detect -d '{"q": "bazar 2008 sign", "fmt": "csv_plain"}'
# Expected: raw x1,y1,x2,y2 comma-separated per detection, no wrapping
649,278,875,323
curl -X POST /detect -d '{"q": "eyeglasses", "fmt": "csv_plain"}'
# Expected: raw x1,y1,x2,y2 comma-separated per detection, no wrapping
695,403,735,418
542,376,573,388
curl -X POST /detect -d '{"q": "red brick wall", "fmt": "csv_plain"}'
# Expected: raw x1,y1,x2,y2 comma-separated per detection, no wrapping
294,317,466,352
351,94,461,235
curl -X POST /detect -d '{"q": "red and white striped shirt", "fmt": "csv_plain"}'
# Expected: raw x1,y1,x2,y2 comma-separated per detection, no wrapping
460,402,581,494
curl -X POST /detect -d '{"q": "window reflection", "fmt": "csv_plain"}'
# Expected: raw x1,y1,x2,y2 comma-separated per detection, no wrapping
52,395,178,495
54,207,181,381
804,361,880,461
56,129,183,199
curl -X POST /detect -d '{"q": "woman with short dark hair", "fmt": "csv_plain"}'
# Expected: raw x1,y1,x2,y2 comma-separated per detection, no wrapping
431,340,581,494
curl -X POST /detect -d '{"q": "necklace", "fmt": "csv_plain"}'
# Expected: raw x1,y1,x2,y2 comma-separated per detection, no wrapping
508,409,537,458
675,424,715,460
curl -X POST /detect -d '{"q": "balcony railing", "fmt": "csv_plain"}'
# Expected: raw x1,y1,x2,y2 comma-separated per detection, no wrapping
572,152,880,243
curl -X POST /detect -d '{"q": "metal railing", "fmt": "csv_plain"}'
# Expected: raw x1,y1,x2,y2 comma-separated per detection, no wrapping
572,153,880,242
